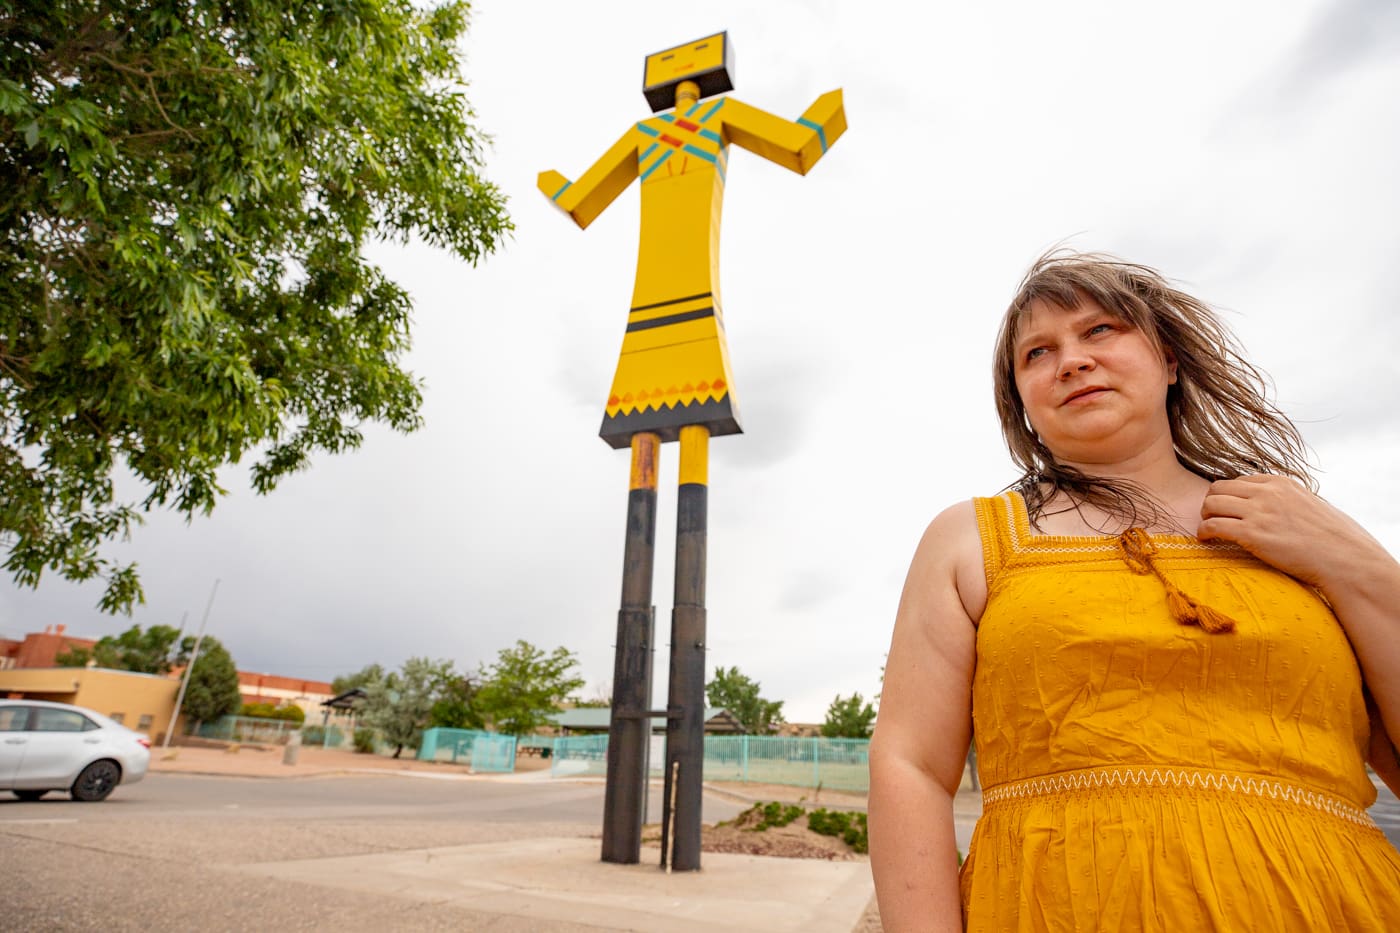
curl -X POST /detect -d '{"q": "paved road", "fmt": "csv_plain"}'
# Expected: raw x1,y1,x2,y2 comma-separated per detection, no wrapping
0,773,744,933
0,771,728,825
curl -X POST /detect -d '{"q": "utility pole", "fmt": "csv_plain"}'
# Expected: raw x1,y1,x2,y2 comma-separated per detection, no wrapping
162,579,220,749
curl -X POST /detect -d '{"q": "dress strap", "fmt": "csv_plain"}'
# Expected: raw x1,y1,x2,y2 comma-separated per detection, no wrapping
972,494,1017,591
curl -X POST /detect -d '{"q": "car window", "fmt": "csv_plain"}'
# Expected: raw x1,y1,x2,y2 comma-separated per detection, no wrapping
31,708,97,732
0,706,32,731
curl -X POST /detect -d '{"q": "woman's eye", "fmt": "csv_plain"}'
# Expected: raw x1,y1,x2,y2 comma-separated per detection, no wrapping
1087,323,1115,337
1025,347,1047,362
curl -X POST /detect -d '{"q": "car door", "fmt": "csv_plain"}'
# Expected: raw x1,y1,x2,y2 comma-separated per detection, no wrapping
16,707,100,788
0,706,34,788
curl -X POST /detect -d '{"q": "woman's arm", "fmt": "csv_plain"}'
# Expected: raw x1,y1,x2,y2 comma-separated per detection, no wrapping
1199,475,1400,748
870,502,982,932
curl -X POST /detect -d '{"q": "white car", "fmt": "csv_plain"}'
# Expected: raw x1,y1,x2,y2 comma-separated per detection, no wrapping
0,699,152,802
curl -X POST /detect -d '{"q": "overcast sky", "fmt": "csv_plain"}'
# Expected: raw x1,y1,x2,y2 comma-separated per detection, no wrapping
3,0,1398,723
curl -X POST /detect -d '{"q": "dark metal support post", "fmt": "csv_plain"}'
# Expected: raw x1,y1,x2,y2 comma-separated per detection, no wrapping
601,432,660,864
662,425,709,872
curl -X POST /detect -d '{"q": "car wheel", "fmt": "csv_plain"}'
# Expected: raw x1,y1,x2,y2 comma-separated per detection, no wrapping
71,759,122,802
13,790,48,802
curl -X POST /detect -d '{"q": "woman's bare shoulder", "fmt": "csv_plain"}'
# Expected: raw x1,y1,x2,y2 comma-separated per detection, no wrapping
907,499,990,622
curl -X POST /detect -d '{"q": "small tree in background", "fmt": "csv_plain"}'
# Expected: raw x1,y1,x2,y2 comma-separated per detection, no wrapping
175,635,240,731
706,666,785,735
331,663,387,696
360,657,450,757
476,640,585,736
821,692,877,739
428,670,485,730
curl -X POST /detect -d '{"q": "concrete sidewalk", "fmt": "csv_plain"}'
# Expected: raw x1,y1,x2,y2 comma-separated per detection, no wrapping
152,745,981,932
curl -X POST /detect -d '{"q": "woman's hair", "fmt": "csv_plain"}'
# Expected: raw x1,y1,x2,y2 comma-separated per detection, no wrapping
993,249,1315,529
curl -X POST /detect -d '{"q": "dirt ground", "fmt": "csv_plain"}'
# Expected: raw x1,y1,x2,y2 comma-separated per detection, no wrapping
641,795,885,932
642,801,863,862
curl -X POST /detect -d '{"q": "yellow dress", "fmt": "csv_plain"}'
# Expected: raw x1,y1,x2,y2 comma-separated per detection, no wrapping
961,491,1400,931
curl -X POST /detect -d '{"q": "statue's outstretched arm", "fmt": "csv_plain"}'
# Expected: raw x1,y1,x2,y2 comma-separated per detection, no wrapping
537,130,639,230
720,90,846,175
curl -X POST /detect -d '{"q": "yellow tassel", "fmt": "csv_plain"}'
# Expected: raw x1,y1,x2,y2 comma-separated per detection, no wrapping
1195,604,1237,634
1164,585,1199,626
1117,528,1239,635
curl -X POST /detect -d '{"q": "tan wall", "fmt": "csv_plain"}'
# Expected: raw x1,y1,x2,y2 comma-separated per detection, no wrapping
0,668,181,742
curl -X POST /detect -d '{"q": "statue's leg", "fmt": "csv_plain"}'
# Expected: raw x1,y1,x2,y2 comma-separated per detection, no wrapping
662,424,709,871
601,432,660,865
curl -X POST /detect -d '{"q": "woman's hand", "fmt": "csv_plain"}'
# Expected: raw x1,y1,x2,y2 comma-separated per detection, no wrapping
1197,474,1389,594
1200,474,1400,746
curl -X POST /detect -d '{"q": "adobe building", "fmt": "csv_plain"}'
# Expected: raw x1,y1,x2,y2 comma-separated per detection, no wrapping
2,626,343,740
238,671,334,719
0,667,181,742
0,624,96,670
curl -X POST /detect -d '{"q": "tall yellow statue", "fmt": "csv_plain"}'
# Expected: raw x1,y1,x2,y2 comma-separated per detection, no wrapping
539,32,845,873
538,31,846,447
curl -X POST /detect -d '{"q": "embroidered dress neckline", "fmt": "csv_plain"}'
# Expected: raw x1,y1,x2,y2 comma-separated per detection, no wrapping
1004,489,1237,555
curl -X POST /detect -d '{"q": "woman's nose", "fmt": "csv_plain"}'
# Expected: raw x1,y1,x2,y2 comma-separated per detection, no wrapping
1058,356,1094,380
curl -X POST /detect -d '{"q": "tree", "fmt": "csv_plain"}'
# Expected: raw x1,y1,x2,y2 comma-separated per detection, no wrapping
475,640,585,736
174,634,240,730
821,692,876,739
706,666,785,735
54,622,180,672
1,1,511,613
360,657,449,758
428,670,484,730
331,663,386,696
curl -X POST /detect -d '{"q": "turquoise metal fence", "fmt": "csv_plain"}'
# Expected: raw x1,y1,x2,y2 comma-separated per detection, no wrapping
547,734,870,792
517,734,556,758
709,736,870,792
194,715,301,745
551,735,610,778
417,727,518,772
470,734,518,773
418,727,491,763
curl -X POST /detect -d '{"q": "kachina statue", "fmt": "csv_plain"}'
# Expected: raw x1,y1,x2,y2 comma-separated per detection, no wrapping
539,31,845,872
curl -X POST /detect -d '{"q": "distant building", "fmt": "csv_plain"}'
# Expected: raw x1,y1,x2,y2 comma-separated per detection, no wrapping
0,667,181,742
776,722,822,738
237,671,334,719
0,624,96,670
1,626,342,739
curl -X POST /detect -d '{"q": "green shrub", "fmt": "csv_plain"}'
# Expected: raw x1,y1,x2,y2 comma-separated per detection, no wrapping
807,808,869,854
353,728,376,754
240,703,306,724
275,705,306,724
756,801,804,830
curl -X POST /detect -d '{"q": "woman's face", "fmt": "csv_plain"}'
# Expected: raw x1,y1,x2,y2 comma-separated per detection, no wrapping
1011,297,1178,467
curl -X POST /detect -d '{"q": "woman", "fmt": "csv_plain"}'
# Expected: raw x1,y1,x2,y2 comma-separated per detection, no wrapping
869,251,1400,931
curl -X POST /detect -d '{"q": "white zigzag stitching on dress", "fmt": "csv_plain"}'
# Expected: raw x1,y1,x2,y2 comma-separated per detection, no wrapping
981,766,1379,830
999,493,1240,557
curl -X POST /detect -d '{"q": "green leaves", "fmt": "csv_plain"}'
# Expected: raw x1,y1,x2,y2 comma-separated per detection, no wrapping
178,634,241,727
706,666,785,735
1,0,511,612
359,656,454,756
474,640,586,737
820,692,876,739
